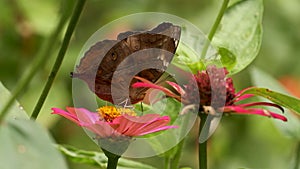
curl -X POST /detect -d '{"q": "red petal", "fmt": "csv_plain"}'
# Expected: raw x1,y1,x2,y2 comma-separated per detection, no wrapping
132,116,177,136
51,107,81,125
224,106,287,121
132,80,180,101
113,114,177,136
237,102,284,112
233,94,255,102
166,81,185,95
87,121,117,137
136,125,178,136
234,87,256,102
52,106,177,138
51,107,99,126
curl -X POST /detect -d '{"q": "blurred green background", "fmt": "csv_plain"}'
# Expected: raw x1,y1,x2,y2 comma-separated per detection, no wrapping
0,0,299,168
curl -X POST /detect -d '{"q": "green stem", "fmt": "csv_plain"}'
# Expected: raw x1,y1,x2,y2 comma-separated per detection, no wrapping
197,1,229,168
30,0,86,119
167,112,194,168
170,139,185,169
0,4,71,122
166,113,191,169
107,155,120,169
200,0,230,59
164,156,171,169
294,142,300,169
198,113,208,169
102,148,121,169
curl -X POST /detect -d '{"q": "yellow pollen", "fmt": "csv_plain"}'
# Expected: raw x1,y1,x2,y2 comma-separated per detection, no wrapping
97,106,136,122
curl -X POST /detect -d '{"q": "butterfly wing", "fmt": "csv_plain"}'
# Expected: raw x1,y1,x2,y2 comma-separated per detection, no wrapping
72,22,181,105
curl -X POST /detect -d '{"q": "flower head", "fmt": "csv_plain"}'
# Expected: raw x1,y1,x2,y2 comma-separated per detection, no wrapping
184,65,235,109
51,106,177,138
132,65,287,121
97,106,136,122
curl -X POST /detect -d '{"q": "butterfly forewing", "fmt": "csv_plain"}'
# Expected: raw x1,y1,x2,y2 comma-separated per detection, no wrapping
72,22,181,105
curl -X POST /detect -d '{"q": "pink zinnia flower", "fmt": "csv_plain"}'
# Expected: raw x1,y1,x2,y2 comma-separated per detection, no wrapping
132,65,287,121
51,106,177,138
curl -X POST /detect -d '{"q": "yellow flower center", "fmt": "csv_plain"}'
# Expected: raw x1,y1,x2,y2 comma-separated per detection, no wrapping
97,106,136,122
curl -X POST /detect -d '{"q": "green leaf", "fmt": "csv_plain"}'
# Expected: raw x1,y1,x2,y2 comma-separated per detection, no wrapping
173,42,206,74
218,47,236,71
57,144,157,169
0,82,67,169
56,144,107,169
249,67,300,140
0,85,28,120
212,0,263,74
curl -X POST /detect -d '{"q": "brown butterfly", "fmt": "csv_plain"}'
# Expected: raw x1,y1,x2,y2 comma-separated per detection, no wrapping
71,22,181,106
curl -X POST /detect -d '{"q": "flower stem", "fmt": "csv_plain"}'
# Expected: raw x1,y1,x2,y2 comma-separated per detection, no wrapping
167,113,190,169
102,148,121,169
0,4,71,122
198,0,229,164
170,138,185,169
107,155,120,169
294,142,300,169
198,113,208,169
30,0,86,119
164,156,171,169
200,0,230,59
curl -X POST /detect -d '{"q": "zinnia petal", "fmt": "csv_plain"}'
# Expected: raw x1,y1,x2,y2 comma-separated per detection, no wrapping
72,107,99,125
87,121,118,138
233,94,255,103
133,76,181,101
136,125,178,136
237,102,284,112
234,87,255,98
51,107,81,125
112,114,159,136
113,114,177,136
52,107,177,138
224,106,287,121
131,116,177,136
52,107,99,126
166,81,185,95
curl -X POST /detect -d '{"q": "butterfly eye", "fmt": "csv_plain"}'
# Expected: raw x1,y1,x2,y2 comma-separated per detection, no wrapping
134,45,140,50
111,52,117,60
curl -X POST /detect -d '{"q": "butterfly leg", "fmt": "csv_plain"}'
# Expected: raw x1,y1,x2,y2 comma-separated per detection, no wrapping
117,99,134,109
